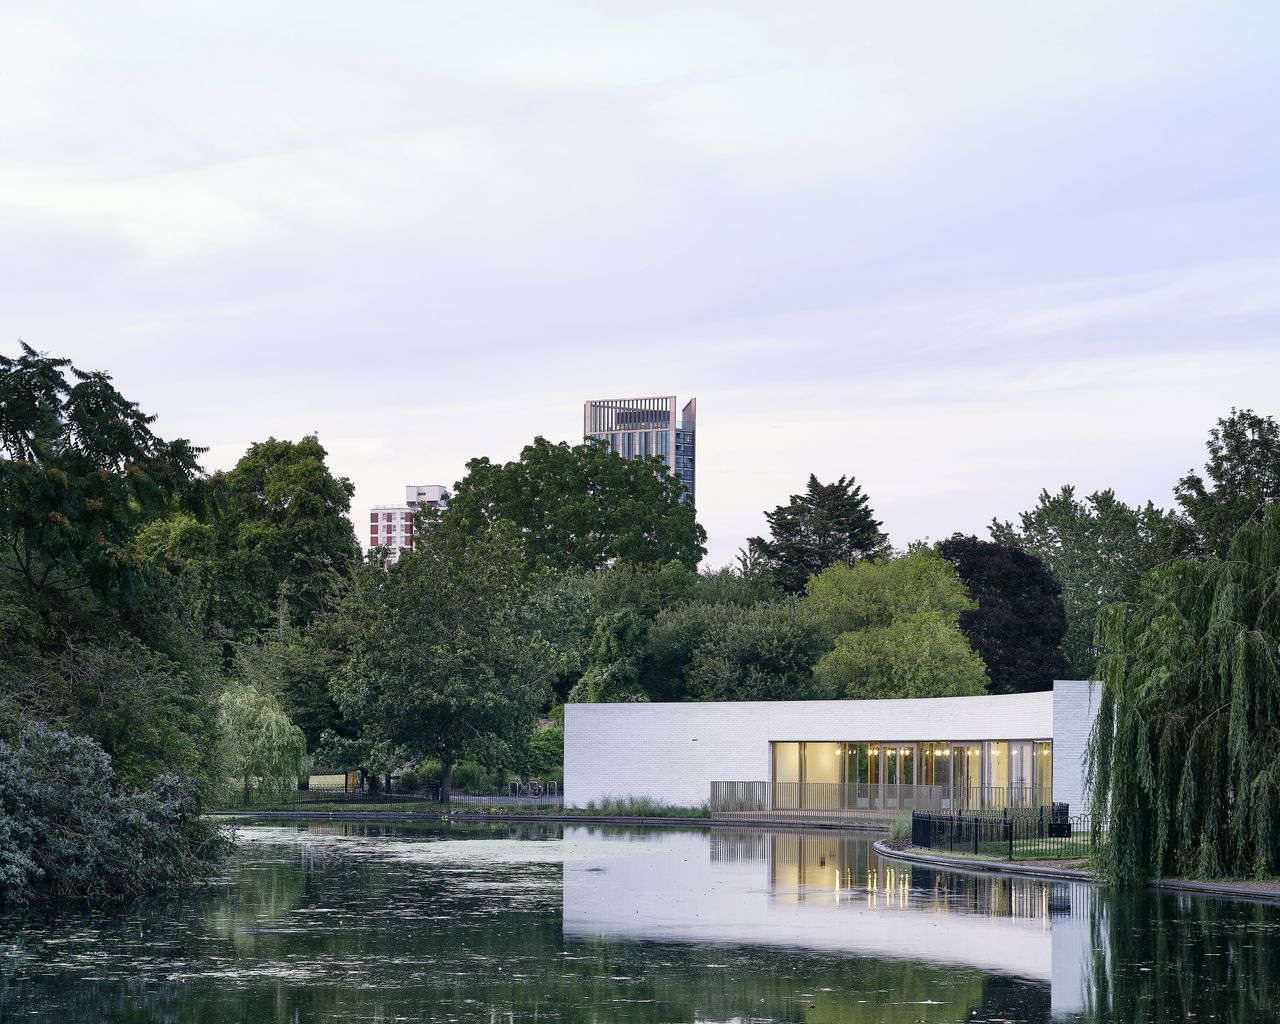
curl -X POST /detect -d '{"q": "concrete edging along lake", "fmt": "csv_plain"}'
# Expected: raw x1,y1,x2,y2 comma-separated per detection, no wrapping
873,840,1280,905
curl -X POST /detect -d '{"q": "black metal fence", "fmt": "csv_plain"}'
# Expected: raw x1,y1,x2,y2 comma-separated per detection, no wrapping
911,806,1098,861
218,779,441,810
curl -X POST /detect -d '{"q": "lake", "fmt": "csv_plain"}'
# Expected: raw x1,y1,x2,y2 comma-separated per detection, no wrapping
2,819,1278,1022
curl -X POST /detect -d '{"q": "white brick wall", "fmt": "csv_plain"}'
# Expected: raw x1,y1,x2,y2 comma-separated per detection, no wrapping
1050,680,1101,816
564,690,1059,808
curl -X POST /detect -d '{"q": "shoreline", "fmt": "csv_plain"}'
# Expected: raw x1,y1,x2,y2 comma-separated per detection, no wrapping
872,840,1280,905
210,809,891,832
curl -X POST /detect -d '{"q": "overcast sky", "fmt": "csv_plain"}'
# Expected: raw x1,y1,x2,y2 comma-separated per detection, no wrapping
4,2,1278,565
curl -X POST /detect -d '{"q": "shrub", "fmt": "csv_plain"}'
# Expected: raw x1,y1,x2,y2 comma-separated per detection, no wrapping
0,723,229,904
450,761,509,794
583,795,710,818
889,812,912,844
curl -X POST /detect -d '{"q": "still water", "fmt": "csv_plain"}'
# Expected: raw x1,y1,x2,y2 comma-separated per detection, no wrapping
2,820,1278,1023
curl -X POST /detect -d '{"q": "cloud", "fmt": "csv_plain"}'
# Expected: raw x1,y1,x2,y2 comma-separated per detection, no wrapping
2,2,1278,566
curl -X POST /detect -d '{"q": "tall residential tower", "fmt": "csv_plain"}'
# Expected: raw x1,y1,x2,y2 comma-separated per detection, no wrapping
368,484,448,564
584,395,696,504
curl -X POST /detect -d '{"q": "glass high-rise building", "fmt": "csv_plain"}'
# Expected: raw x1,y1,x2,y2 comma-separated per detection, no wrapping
583,395,696,504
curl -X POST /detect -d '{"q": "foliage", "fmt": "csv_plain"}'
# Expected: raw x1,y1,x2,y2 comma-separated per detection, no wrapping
567,610,650,703
0,342,204,607
565,561,813,704
814,611,990,699
749,473,889,593
0,723,228,904
683,601,830,701
332,526,557,801
441,436,706,573
937,534,1068,694
581,796,711,818
806,550,990,700
806,546,974,634
889,812,912,843
231,602,352,752
991,486,1187,678
1175,407,1280,558
222,435,360,627
1088,504,1280,884
217,683,307,800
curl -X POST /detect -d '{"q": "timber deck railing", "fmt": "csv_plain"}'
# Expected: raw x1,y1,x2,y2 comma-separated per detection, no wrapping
710,781,1049,821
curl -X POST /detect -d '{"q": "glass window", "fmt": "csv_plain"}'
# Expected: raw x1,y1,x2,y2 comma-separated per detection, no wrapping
802,742,841,785
772,743,800,785
1035,741,1053,806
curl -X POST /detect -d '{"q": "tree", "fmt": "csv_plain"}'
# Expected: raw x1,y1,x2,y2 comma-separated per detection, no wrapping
564,561,789,703
1175,407,1280,558
0,343,203,607
805,545,973,634
566,610,650,703
441,436,706,573
683,601,830,701
217,683,307,803
222,435,360,627
813,613,990,700
750,474,888,593
937,534,1068,694
0,724,228,904
1088,504,1280,884
991,486,1185,679
805,549,990,700
332,527,556,802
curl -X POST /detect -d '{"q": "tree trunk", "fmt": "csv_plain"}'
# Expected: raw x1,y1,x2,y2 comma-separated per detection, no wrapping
440,759,453,804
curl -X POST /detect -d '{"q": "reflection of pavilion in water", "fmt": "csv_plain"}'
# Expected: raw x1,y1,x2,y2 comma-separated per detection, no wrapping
564,827,1096,1019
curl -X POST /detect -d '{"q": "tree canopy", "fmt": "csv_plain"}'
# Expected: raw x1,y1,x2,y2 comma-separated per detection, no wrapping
331,527,557,801
440,436,706,573
0,342,204,607
1175,407,1280,558
806,550,990,700
1088,504,1280,883
991,486,1185,678
937,534,1067,694
750,474,888,593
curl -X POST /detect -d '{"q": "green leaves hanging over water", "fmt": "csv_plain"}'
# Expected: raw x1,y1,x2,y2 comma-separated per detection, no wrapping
1089,504,1280,883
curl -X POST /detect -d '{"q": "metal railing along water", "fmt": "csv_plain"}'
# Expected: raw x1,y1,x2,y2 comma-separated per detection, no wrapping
710,781,1050,820
910,807,1100,861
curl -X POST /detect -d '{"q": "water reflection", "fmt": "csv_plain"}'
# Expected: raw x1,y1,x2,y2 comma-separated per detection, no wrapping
0,820,1276,1023
565,827,1093,1017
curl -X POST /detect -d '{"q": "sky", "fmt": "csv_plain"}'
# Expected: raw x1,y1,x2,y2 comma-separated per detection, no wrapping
3,1,1279,566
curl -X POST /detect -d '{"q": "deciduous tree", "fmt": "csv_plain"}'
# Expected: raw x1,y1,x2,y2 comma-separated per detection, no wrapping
1088,504,1280,883
0,343,203,607
1175,407,1280,558
991,486,1185,678
217,683,307,803
441,437,706,573
937,534,1068,694
805,549,990,700
333,527,556,801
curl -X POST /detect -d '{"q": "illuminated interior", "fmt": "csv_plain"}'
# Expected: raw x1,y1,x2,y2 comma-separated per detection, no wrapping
770,739,1054,810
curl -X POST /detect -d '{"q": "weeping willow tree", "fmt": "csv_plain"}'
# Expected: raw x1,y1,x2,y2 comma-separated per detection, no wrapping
218,683,307,803
1088,504,1280,883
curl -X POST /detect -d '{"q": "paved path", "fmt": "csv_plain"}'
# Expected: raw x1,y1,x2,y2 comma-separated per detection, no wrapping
872,840,1280,904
